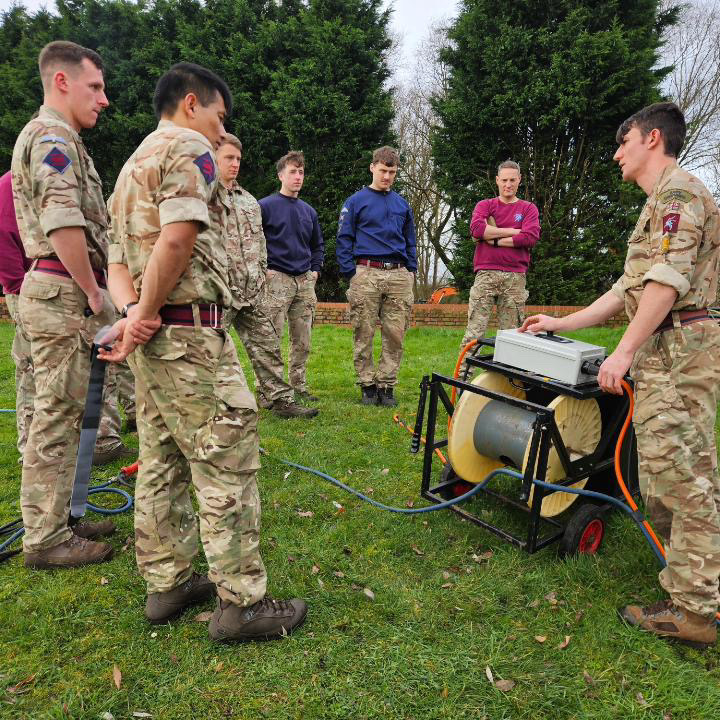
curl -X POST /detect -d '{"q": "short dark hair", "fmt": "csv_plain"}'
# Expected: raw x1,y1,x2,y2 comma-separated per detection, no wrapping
153,62,232,119
276,151,305,173
38,41,103,89
616,102,686,158
372,146,399,167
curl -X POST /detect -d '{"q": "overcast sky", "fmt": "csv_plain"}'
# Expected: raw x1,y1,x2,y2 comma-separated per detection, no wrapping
1,0,461,80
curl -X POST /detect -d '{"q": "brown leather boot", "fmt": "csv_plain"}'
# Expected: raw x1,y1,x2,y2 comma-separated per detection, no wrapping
92,442,137,466
208,595,307,642
71,519,116,539
145,572,216,624
619,599,717,649
271,400,319,419
24,535,113,569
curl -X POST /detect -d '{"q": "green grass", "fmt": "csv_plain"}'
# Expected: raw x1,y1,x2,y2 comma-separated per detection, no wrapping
0,322,719,720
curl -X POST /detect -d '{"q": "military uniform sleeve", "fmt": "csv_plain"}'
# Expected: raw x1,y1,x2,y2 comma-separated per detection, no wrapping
156,137,214,229
28,128,86,236
642,188,705,298
610,277,625,302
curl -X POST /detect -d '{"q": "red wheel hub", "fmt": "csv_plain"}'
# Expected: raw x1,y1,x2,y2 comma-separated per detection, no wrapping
578,518,604,554
452,481,474,497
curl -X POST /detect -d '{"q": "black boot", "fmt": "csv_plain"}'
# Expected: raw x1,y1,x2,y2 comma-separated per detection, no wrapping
377,386,398,407
360,384,378,405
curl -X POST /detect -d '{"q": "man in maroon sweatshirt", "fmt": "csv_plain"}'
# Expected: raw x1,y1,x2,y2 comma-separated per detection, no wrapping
458,160,540,372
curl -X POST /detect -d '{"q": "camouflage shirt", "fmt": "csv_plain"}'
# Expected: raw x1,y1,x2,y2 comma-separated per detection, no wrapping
11,105,108,271
611,163,720,320
221,181,267,309
107,120,232,306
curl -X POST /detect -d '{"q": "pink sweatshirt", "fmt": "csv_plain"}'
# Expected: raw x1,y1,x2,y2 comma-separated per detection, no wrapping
470,197,540,274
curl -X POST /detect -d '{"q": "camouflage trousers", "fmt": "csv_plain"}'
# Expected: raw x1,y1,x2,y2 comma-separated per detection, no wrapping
460,270,528,373
264,270,316,393
18,271,116,552
128,325,266,606
7,291,129,457
228,303,294,408
97,360,135,449
5,293,34,456
346,265,414,388
632,319,720,618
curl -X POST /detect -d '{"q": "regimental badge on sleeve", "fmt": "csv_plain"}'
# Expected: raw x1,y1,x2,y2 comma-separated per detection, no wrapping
42,147,72,174
193,152,216,184
663,213,680,234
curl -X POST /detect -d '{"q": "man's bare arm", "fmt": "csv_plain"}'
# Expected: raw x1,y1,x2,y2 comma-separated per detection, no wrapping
521,290,624,334
597,282,677,394
48,227,103,313
107,263,138,310
134,221,199,320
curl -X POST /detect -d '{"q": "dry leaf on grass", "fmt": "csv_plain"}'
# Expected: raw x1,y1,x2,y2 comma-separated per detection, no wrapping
100,577,109,586
381,468,390,475
297,510,314,518
101,713,115,720
363,587,375,600
405,500,414,508
557,635,571,650
6,673,36,695
495,679,515,692
122,536,133,552
214,662,224,672
442,571,451,580
332,501,344,510
194,611,213,623
112,664,122,690
441,686,449,698
333,570,345,578
534,636,547,644
311,564,320,575
471,550,494,563
132,713,153,718
636,692,648,707
528,599,540,608
283,471,291,480
411,545,424,556
441,583,453,589
583,670,596,686
544,591,558,605
485,666,494,684
317,577,325,589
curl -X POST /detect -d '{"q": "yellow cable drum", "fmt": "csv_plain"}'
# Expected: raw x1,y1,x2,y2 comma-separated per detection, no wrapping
447,372,601,517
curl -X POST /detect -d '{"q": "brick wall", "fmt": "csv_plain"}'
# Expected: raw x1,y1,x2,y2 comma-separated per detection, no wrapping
315,302,627,328
0,297,9,320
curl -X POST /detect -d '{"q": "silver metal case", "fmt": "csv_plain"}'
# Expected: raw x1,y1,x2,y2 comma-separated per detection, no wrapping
492,329,606,385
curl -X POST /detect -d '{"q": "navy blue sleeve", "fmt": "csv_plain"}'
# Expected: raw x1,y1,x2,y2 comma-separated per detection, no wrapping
310,209,324,272
336,197,357,278
404,204,417,272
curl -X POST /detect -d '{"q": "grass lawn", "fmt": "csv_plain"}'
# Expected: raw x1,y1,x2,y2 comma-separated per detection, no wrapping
0,321,719,720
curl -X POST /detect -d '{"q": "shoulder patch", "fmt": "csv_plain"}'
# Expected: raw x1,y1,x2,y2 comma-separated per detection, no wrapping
658,188,695,204
663,213,680,234
42,147,72,174
193,152,216,185
38,134,67,145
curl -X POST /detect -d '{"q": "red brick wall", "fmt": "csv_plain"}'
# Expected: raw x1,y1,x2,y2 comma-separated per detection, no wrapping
0,297,9,320
315,302,627,328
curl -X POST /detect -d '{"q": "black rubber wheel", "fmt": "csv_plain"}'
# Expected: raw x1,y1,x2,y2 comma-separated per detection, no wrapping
559,503,606,556
436,463,473,500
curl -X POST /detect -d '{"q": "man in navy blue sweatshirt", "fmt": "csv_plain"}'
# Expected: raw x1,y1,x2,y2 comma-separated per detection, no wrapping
259,151,324,403
337,146,417,406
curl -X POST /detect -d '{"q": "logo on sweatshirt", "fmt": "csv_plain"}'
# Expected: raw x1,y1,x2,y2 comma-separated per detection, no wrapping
514,213,524,223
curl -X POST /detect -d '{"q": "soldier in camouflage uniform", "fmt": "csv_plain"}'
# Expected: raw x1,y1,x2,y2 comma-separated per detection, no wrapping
459,161,540,376
216,135,316,419
337,146,417,406
522,102,720,648
11,41,121,568
100,63,306,640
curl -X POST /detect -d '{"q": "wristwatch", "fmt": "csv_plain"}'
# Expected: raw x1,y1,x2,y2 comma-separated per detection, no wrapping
493,238,499,247
121,302,138,318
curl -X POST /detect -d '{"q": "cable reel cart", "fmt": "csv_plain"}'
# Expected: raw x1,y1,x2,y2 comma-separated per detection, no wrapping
411,331,639,556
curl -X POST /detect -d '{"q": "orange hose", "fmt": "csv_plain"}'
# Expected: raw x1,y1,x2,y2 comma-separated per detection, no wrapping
616,379,720,623
451,340,479,406
393,414,447,464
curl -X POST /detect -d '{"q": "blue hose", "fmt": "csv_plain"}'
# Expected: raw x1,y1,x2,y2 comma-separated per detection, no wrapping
275,457,519,513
